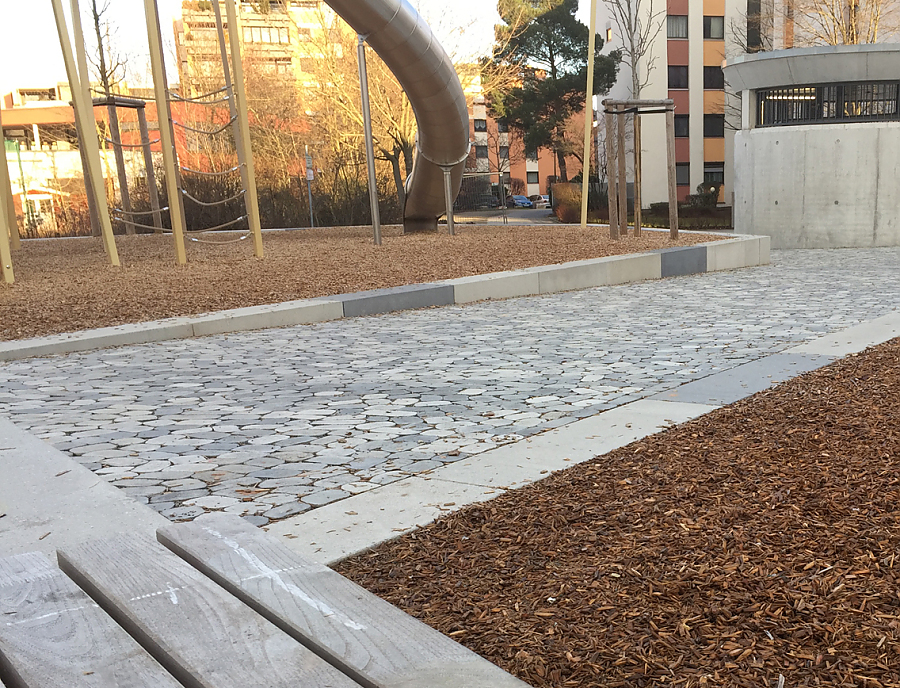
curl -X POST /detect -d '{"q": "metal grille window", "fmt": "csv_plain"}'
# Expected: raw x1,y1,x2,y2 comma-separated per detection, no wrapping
757,82,900,126
667,15,688,38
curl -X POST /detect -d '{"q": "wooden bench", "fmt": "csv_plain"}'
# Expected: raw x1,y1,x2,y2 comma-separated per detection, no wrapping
0,513,530,688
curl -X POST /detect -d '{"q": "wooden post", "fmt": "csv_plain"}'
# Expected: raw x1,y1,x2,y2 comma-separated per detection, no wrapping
105,101,135,234
52,0,120,266
137,107,163,232
633,112,642,238
616,104,627,239
665,106,679,239
0,131,13,282
0,108,21,252
580,0,598,229
604,109,618,240
69,0,102,238
224,0,264,259
143,0,187,264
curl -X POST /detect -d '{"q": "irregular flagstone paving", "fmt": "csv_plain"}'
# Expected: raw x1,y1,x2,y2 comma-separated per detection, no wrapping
1,248,898,526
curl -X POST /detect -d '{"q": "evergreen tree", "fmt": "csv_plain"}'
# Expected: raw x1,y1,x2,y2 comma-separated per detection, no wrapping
489,0,619,181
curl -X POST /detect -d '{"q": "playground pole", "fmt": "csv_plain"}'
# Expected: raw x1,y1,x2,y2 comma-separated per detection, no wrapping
69,0,102,238
224,0,265,258
0,108,21,252
357,35,382,246
51,0,120,266
143,0,187,264
580,0,598,229
0,113,13,282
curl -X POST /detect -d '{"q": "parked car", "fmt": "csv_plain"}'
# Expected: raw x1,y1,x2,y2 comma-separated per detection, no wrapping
528,194,550,209
474,193,500,210
506,195,534,208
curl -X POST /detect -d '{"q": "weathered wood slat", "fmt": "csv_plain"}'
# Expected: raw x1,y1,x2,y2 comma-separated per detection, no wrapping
158,513,531,688
57,534,362,688
0,551,180,688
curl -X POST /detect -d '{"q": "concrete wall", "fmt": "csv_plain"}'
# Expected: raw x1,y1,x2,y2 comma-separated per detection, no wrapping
734,122,900,248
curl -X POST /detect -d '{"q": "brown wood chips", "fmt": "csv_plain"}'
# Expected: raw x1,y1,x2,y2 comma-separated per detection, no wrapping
336,339,900,687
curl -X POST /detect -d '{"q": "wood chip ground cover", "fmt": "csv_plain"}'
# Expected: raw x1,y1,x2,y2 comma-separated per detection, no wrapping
336,340,900,687
0,224,717,340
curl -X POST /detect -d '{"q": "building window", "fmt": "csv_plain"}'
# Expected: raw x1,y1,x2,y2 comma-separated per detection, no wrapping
667,15,688,39
704,162,725,184
497,120,508,133
674,114,689,137
527,171,539,184
704,66,725,90
703,16,725,39
704,114,725,137
298,57,315,73
243,25,290,43
675,163,690,186
757,82,900,126
499,146,510,160
668,66,689,89
473,119,487,132
606,27,613,42
475,145,489,159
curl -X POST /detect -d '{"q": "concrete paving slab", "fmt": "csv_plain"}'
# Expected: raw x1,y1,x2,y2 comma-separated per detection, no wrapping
267,399,716,565
649,353,836,406
337,284,455,317
448,271,540,303
660,245,707,278
189,299,344,336
0,418,166,557
783,310,900,357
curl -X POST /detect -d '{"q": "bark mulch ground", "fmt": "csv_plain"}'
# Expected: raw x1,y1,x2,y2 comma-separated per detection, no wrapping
0,224,718,341
336,339,900,688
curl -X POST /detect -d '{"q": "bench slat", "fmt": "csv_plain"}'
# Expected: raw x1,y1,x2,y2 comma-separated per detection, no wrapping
57,534,362,688
158,513,531,688
0,551,180,688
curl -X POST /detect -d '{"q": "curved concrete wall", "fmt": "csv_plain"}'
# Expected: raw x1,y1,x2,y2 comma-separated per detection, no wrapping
725,45,900,249
734,122,900,248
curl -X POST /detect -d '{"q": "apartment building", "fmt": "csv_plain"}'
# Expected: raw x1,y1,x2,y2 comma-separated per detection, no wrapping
173,0,339,97
597,0,743,205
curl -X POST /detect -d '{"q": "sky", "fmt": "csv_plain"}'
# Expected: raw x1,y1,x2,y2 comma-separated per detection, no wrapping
0,0,518,99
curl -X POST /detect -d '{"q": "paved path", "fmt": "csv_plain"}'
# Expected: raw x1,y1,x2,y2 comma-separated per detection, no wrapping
1,248,898,526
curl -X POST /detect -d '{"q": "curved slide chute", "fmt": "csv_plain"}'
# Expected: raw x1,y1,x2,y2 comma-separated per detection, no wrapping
324,0,470,232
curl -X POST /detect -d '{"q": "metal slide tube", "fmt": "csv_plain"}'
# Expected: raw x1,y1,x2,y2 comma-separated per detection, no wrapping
325,0,470,232
358,35,382,245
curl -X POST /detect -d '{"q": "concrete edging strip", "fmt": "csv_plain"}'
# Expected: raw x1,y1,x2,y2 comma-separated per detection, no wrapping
0,234,766,362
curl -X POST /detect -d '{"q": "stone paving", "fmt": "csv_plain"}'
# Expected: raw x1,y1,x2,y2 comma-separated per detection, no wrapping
1,248,898,526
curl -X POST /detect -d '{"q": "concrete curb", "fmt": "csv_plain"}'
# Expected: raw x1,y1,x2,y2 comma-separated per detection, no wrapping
0,234,768,362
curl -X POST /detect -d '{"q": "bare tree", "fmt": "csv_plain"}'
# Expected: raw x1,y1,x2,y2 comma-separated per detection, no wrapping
602,0,665,97
791,0,900,44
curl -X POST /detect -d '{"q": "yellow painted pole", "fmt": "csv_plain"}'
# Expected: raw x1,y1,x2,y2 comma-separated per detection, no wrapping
580,0,598,229
51,0,120,266
224,0,264,258
0,107,21,251
0,129,13,282
143,0,188,265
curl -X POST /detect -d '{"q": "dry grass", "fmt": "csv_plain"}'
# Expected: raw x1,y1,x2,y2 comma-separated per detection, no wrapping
0,224,719,341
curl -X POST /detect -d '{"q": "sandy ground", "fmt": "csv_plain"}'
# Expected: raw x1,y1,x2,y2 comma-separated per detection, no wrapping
0,224,719,341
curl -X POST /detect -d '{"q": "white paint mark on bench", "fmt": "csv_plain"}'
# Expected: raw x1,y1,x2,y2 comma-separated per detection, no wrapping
129,583,187,604
201,525,367,631
4,604,92,626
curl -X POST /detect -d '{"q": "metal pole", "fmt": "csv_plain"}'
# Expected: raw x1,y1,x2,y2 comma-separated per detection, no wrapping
137,106,163,232
51,0,120,266
69,0,101,238
442,167,455,236
305,145,315,228
580,0,598,228
143,0,187,264
224,0,265,258
357,35,381,246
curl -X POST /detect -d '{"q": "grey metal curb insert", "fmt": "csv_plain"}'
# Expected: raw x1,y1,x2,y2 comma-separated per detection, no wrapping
337,284,455,318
